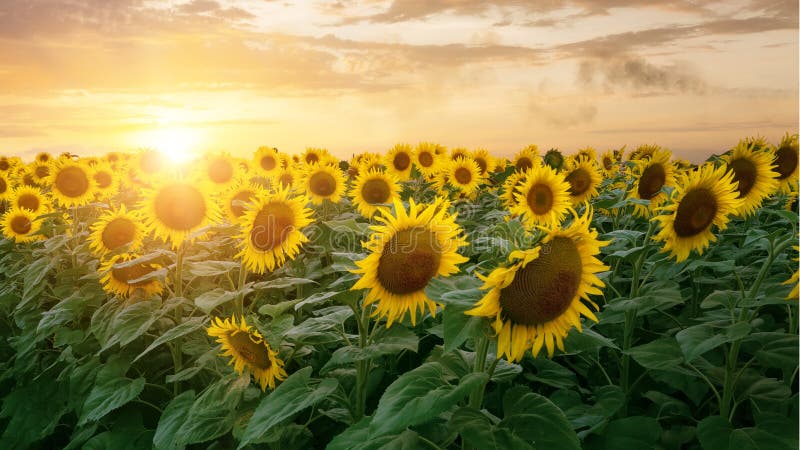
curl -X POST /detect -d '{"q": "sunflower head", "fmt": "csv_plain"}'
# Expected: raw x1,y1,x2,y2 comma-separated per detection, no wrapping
467,208,609,361
721,140,780,217
89,205,145,257
450,147,470,162
10,186,50,216
46,160,96,207
543,148,564,171
1,208,43,243
500,171,527,211
30,161,52,185
576,146,597,162
514,145,540,173
236,186,314,274
0,173,10,201
207,316,288,391
563,156,602,205
774,133,799,193
653,164,742,262
198,152,239,189
511,164,572,229
223,181,266,223
302,163,346,205
471,149,496,177
351,197,469,327
140,178,220,248
599,149,618,177
91,162,120,199
385,144,414,180
627,148,676,217
254,147,281,175
350,169,401,218
447,157,483,196
415,142,442,176
133,149,168,183
99,253,164,298
0,156,15,173
628,144,660,161
274,168,297,191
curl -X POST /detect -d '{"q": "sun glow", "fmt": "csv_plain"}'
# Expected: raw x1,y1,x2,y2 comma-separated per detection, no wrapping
135,127,200,164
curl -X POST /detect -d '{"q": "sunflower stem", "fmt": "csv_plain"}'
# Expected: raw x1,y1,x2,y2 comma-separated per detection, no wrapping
235,261,247,317
620,220,655,413
172,243,185,396
351,298,370,421
468,336,489,409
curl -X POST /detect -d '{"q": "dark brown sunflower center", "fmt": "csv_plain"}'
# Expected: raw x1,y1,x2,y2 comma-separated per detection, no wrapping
17,193,40,212
260,156,277,171
309,171,337,197
774,145,798,180
499,237,582,325
527,183,553,215
153,184,207,231
249,202,296,251
305,153,319,164
393,152,411,171
516,157,533,172
230,190,255,218
377,227,442,295
111,262,156,287
362,178,391,204
454,167,472,185
55,166,90,198
603,157,613,170
637,163,666,200
565,168,591,196
208,159,234,184
0,160,9,171
278,173,294,188
0,177,6,194
37,154,51,162
674,188,717,237
475,158,488,175
108,153,119,162
9,215,32,235
418,152,434,167
101,218,136,250
228,332,272,370
35,165,50,179
23,174,36,187
94,171,113,189
728,157,757,197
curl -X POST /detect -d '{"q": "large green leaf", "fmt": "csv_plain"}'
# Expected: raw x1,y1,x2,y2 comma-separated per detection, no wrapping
321,326,419,373
449,407,534,450
78,356,145,425
442,304,486,353
500,386,580,450
239,367,338,447
0,380,69,448
625,338,684,370
153,390,195,450
369,362,488,437
134,316,207,362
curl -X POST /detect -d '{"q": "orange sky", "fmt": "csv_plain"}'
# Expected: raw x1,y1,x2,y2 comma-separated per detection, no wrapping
0,0,797,162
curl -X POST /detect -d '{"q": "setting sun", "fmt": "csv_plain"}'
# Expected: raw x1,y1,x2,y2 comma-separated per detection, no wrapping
137,127,199,164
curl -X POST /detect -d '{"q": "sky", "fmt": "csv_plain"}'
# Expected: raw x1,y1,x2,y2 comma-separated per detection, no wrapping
0,0,797,163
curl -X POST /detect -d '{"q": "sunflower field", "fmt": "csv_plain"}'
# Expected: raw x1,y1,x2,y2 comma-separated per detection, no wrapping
0,137,797,449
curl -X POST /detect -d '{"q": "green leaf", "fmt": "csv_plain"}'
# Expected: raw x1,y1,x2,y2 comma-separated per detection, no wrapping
442,304,486,353
625,338,684,370
251,277,317,290
79,356,145,425
103,299,162,349
676,323,747,362
700,290,739,310
425,276,482,306
696,416,733,450
193,288,238,313
135,316,207,362
449,407,534,450
153,390,195,450
239,367,338,447
524,359,577,389
744,332,799,369
321,326,419,373
179,375,250,445
187,260,239,277
500,386,580,450
593,416,661,449
369,362,488,437
0,381,69,448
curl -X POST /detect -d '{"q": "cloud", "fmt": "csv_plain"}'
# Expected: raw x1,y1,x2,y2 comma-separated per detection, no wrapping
578,56,707,95
529,97,598,128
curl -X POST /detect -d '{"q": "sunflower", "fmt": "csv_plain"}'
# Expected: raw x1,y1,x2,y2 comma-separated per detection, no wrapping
628,144,660,161
98,253,164,297
627,148,676,217
302,163,346,205
351,197,468,327
447,157,483,196
89,205,145,257
385,144,414,180
236,187,313,274
563,157,602,205
450,147,470,161
773,133,798,193
46,159,96,207
91,162,120,199
543,148,565,171
35,152,52,164
599,150,618,177
784,246,798,301
140,179,219,248
415,142,441,176
0,156,15,173
253,146,281,176
199,152,239,190
466,208,609,361
133,149,167,183
653,164,742,262
10,186,49,216
511,165,571,229
0,173,12,201
500,171,527,211
30,161,52,185
721,140,780,217
207,316,287,391
1,208,42,243
223,181,266,223
514,145,539,173
471,149,496,177
350,169,401,218
576,146,597,162
274,168,297,191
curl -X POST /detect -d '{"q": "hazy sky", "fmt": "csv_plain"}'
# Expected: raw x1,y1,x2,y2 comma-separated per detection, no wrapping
0,0,797,162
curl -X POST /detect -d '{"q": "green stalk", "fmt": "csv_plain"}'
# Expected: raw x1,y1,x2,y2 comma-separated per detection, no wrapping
235,262,248,317
621,220,655,408
172,243,185,396
350,298,370,421
468,336,489,409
